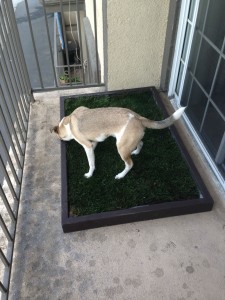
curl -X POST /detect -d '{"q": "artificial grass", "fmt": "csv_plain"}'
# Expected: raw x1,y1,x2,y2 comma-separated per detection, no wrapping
64,91,199,216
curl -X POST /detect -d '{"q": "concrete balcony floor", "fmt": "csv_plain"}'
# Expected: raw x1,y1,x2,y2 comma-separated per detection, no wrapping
9,88,225,300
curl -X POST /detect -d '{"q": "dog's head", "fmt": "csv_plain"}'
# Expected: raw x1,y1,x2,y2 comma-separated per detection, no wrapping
51,116,73,141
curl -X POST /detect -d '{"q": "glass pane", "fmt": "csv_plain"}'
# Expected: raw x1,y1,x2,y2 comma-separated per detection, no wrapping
181,71,192,106
188,31,201,73
211,58,225,116
195,39,219,94
181,24,191,61
204,0,225,49
201,103,225,156
175,62,184,96
195,0,208,31
188,0,196,21
185,80,208,130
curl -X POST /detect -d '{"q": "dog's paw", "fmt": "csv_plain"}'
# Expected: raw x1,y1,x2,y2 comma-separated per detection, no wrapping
131,149,139,155
84,172,92,178
115,174,123,179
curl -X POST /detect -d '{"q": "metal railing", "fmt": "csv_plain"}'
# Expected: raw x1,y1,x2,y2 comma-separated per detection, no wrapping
15,0,104,91
0,0,33,298
0,0,103,297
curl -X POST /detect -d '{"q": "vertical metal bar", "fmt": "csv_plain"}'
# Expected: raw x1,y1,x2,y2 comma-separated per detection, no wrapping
59,0,72,85
0,281,7,294
0,156,18,201
2,0,30,111
0,2,31,299
0,62,26,144
76,1,85,85
0,7,27,118
0,32,26,132
24,0,44,88
0,133,21,186
0,104,24,160
3,1,28,112
0,185,16,223
0,5,28,121
0,248,10,268
93,0,100,84
42,0,58,87
7,0,33,101
0,214,13,242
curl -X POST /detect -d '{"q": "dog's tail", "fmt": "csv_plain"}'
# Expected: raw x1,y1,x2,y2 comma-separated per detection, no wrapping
140,107,186,129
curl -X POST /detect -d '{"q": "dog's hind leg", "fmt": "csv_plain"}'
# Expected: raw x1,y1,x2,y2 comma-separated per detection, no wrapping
92,141,98,150
83,145,95,178
115,140,134,179
131,140,143,155
115,120,144,179
115,151,133,179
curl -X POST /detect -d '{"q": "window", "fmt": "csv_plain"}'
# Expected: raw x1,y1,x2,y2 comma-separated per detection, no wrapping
169,0,225,186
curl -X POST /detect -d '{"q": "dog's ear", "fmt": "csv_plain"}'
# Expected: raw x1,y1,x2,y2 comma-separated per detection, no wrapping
50,126,59,134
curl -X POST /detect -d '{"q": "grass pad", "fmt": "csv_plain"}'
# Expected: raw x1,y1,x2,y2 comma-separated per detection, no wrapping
64,90,199,216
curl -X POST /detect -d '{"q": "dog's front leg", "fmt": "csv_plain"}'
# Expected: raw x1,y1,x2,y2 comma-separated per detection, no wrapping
83,145,95,178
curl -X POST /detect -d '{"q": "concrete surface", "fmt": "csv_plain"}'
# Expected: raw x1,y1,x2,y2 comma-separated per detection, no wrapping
9,88,225,300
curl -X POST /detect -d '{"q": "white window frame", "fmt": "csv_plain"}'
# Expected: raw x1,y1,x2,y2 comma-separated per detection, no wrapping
168,0,200,99
168,0,225,189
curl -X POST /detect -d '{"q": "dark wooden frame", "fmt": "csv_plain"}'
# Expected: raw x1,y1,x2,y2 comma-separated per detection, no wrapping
60,87,213,233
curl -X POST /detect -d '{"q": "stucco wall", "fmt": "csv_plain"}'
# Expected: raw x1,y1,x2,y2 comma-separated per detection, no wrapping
107,0,170,90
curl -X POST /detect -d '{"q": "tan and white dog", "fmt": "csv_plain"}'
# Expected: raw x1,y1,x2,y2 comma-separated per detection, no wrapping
52,106,185,179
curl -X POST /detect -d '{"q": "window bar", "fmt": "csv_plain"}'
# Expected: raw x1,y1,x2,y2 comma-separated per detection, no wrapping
42,0,58,87
0,248,10,268
0,185,16,223
0,156,18,201
0,11,28,126
1,1,29,117
7,0,34,103
76,0,85,85
0,62,26,144
175,0,199,100
60,0,72,85
199,35,225,132
24,0,44,88
93,0,100,84
0,103,24,161
0,133,21,186
0,214,13,242
195,29,225,60
168,0,189,97
185,0,210,108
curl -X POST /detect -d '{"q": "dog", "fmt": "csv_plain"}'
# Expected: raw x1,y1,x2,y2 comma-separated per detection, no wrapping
52,106,185,179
